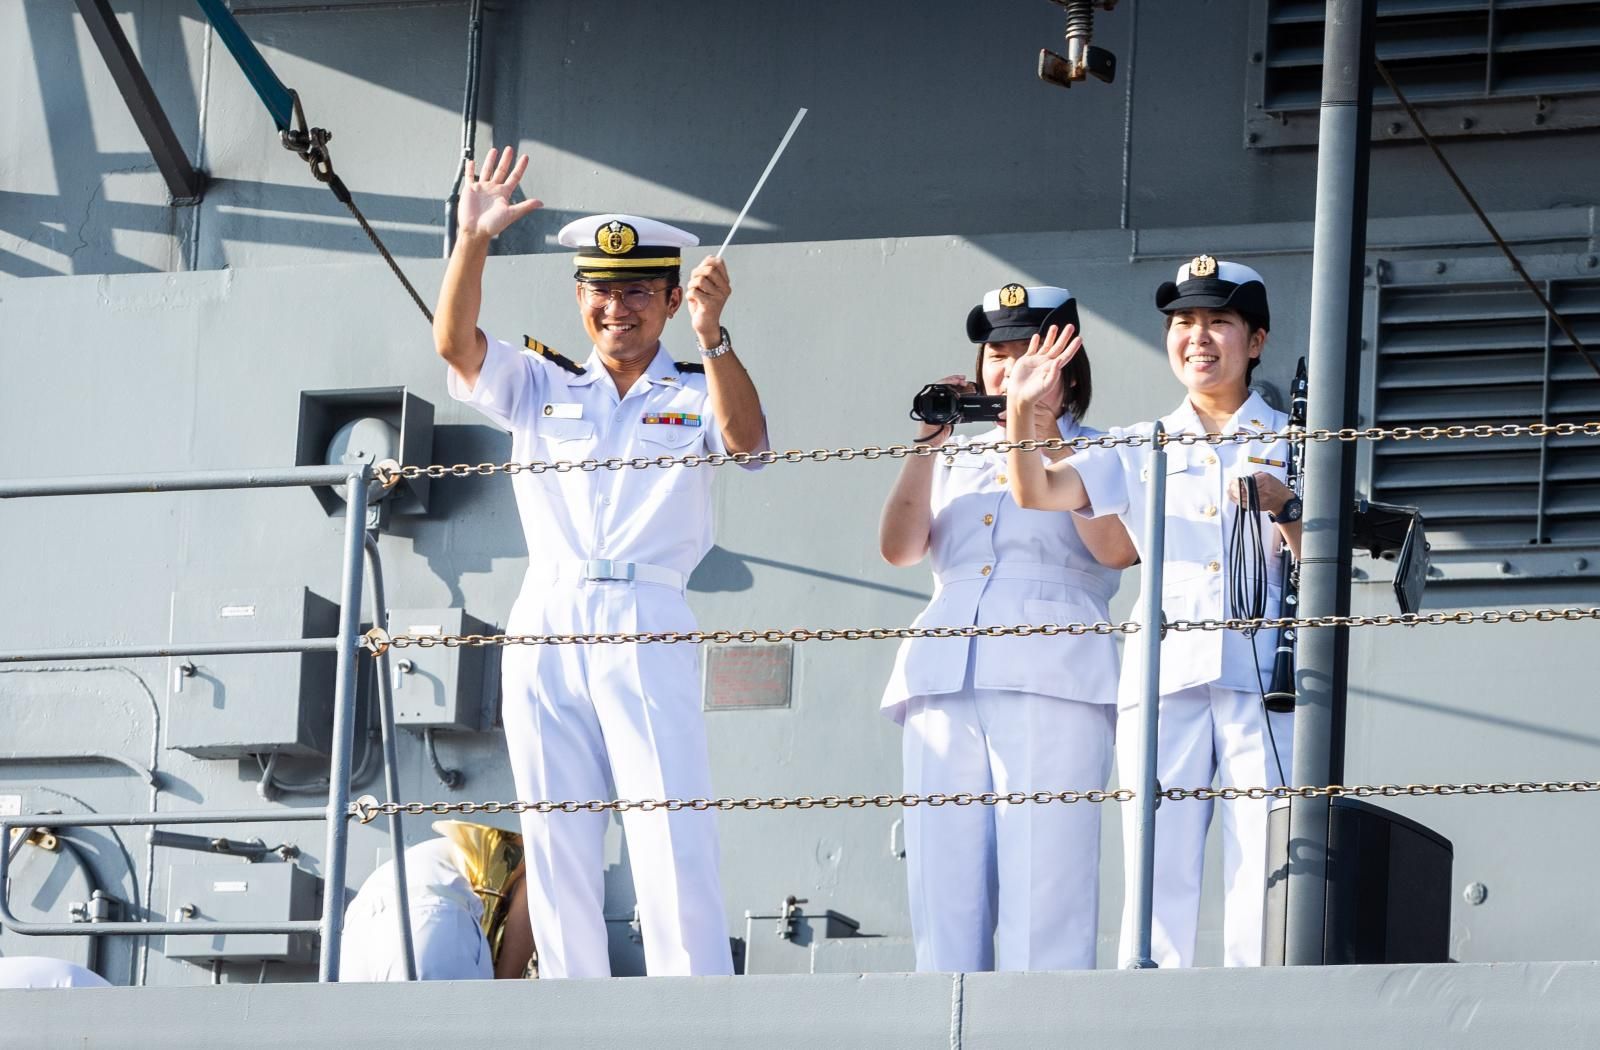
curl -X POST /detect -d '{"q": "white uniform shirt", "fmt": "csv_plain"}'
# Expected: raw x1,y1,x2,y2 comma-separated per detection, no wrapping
0,957,111,989
341,837,492,982
881,418,1123,723
1070,391,1290,697
353,837,484,919
449,336,752,583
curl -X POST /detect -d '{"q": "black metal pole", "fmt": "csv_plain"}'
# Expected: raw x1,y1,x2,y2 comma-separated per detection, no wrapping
74,0,206,204
445,0,485,258
1282,0,1375,966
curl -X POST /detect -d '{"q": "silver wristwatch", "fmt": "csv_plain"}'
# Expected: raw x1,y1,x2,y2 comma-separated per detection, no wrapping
700,325,733,359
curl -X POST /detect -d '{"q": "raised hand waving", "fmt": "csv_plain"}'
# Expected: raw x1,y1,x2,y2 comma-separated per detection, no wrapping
458,146,543,239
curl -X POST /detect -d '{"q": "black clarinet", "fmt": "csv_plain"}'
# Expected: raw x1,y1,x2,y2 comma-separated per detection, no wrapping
1263,358,1308,714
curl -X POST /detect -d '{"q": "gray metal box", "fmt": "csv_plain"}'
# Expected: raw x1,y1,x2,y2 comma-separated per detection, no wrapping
164,863,321,964
166,587,338,759
387,607,493,731
742,906,861,975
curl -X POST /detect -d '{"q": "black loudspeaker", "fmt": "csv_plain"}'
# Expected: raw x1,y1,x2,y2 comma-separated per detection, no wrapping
1263,797,1453,964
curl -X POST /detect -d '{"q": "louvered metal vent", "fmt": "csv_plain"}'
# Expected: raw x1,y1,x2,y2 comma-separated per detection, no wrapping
1370,270,1600,553
1246,0,1600,148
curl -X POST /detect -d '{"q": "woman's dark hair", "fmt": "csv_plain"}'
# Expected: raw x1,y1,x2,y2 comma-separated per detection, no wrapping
974,341,1093,421
1163,310,1267,381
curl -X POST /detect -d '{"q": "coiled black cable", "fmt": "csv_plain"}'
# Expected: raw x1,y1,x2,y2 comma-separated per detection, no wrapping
1231,476,1288,787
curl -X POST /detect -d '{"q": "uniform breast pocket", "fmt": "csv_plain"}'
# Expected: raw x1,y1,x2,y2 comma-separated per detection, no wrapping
534,416,596,452
1161,564,1214,623
640,423,704,452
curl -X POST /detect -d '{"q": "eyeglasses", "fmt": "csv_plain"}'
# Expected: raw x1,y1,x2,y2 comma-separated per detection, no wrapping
579,284,668,311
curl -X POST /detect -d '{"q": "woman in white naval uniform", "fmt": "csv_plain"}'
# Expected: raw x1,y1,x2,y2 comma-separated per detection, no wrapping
1005,258,1302,969
880,285,1136,973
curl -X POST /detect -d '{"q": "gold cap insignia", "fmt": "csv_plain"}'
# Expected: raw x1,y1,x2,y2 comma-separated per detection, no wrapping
596,220,638,256
998,283,1027,308
1189,254,1218,279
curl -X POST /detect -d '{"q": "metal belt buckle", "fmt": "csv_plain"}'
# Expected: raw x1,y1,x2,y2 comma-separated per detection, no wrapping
583,558,635,582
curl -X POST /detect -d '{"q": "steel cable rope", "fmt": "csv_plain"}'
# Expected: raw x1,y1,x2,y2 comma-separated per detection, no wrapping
349,778,1600,823
1374,61,1600,382
278,91,435,324
374,421,1600,487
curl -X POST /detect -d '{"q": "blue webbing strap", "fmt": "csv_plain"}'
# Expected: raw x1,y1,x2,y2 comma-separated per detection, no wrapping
193,0,295,133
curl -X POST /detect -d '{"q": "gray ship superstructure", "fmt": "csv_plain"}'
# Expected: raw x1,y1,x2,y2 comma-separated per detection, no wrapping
4,1,1600,1045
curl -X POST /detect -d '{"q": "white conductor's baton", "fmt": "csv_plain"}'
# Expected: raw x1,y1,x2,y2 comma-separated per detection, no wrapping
716,107,808,258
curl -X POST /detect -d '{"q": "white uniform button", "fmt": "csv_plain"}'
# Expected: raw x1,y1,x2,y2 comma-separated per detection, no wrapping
1207,560,1221,573
1204,505,1218,518
980,565,992,576
1205,454,1218,466
945,456,955,466
982,513,994,526
996,474,1008,485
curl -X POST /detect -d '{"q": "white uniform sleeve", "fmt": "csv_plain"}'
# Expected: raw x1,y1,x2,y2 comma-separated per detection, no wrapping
446,336,545,433
700,388,769,470
1070,442,1133,519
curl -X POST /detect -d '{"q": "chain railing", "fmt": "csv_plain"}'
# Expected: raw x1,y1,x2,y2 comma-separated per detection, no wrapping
375,421,1600,486
359,607,1600,654
349,778,1600,823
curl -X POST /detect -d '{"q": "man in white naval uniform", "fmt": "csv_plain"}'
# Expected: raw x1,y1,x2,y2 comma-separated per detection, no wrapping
1004,258,1303,968
432,146,768,978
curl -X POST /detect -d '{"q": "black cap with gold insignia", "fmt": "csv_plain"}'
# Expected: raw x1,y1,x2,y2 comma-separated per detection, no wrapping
965,284,1080,344
557,213,699,282
1155,256,1271,330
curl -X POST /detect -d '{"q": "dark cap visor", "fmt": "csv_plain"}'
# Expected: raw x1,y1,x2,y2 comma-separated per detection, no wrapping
1156,278,1270,330
966,299,1081,344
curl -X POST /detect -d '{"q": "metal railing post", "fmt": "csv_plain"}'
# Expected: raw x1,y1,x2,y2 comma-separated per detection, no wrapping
1286,0,1376,967
363,531,417,981
1129,422,1168,969
317,471,370,982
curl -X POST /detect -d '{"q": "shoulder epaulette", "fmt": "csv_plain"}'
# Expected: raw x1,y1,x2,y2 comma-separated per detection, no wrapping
674,360,706,375
523,336,584,376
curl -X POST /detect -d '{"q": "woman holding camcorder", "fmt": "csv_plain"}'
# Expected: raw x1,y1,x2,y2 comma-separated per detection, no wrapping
876,283,1133,973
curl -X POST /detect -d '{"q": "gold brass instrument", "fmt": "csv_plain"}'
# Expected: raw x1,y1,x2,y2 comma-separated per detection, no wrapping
432,819,527,971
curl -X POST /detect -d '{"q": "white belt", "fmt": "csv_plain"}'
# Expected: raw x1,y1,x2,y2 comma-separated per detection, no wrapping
542,559,686,590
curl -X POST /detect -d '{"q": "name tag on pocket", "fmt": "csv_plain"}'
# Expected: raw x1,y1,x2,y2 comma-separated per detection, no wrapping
543,402,583,419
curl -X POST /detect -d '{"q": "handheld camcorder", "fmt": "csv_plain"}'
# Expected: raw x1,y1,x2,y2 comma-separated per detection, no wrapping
909,384,1005,427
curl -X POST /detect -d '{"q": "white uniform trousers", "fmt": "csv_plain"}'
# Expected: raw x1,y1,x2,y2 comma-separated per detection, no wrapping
502,578,733,979
1116,683,1294,968
341,896,492,982
903,689,1116,972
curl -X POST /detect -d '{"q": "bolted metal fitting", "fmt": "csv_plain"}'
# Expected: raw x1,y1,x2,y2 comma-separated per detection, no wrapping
776,894,808,940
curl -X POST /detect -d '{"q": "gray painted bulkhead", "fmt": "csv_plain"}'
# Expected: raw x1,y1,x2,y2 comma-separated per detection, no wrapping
2,0,1599,1040
11,961,1600,1049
